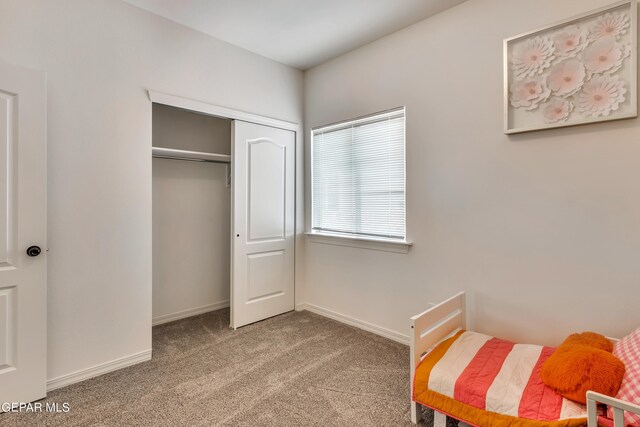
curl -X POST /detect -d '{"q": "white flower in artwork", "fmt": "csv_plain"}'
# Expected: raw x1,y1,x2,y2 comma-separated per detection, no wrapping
552,25,589,58
511,36,555,78
547,59,586,97
510,76,551,110
590,12,629,40
542,97,573,123
576,75,626,117
582,37,624,74
619,42,632,64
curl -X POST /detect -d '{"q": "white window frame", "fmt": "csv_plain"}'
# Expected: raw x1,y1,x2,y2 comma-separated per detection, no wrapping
306,107,412,253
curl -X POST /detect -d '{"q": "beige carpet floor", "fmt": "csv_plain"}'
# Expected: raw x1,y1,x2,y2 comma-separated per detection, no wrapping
1,309,445,426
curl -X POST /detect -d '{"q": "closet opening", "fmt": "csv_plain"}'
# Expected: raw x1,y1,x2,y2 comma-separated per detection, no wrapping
152,103,232,326
149,90,297,331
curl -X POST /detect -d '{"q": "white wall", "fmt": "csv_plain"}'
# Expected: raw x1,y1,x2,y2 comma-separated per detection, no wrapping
152,106,231,323
0,0,302,381
303,0,640,346
153,159,230,322
152,103,231,154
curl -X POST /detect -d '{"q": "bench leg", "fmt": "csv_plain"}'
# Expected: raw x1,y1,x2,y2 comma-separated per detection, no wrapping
434,410,447,427
410,400,422,424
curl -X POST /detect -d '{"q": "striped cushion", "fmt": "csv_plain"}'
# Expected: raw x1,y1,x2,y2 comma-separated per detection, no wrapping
608,328,640,426
413,331,587,427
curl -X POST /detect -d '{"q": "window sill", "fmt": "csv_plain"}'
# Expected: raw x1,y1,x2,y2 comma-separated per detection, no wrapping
305,232,412,254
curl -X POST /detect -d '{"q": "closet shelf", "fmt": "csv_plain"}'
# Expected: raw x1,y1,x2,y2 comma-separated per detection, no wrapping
152,147,231,164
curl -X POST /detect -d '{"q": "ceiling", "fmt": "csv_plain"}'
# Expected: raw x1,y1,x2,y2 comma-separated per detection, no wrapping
123,0,467,70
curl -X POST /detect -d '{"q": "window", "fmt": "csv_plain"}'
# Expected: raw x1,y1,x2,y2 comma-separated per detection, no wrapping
311,107,406,245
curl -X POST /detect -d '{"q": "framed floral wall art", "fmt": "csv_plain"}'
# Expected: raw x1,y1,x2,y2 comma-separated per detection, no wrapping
504,0,637,134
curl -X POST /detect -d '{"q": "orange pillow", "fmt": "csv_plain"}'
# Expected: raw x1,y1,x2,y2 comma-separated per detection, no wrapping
541,343,625,404
562,331,613,352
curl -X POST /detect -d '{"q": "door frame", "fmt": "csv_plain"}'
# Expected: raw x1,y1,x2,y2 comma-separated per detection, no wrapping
147,90,303,325
149,91,299,132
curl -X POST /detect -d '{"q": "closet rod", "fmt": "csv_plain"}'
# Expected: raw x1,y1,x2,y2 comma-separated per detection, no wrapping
152,147,231,164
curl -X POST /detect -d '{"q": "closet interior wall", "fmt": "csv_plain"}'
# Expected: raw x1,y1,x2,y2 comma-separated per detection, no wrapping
152,103,232,325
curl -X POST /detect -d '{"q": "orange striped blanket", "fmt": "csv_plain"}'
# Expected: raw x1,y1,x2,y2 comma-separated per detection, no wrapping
413,330,588,427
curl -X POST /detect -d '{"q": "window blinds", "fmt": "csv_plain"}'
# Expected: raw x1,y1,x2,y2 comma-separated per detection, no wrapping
311,107,405,240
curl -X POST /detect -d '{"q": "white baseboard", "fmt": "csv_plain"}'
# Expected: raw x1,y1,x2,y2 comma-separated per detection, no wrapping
152,300,230,326
47,349,152,392
296,303,409,345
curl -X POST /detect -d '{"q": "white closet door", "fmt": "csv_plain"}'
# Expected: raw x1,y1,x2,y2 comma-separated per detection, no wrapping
0,62,47,405
231,121,294,328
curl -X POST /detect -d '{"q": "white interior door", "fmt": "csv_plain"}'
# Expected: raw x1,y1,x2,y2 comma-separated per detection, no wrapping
231,121,294,328
0,62,47,404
